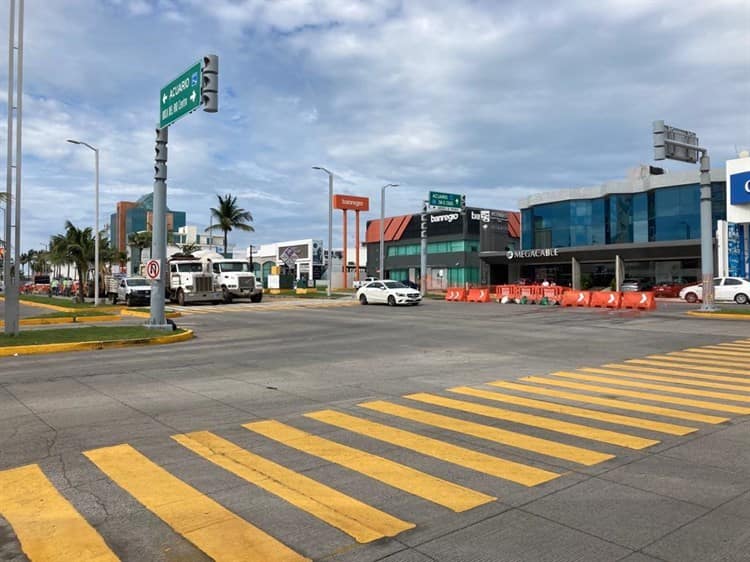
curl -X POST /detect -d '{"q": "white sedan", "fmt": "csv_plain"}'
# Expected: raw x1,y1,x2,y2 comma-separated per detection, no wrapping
679,277,750,304
356,280,422,306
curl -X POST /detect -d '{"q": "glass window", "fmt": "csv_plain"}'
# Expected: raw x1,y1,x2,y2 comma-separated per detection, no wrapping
725,278,742,286
713,278,722,286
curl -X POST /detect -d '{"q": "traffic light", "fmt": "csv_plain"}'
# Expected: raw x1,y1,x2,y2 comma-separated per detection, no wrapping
154,128,168,181
420,202,427,238
461,194,466,210
652,120,666,161
201,55,218,113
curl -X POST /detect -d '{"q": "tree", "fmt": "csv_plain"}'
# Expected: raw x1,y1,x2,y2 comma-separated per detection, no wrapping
128,231,152,274
179,242,200,256
205,194,254,255
61,221,95,302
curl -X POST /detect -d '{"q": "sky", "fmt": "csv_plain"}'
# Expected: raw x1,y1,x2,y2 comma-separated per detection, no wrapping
1,0,749,254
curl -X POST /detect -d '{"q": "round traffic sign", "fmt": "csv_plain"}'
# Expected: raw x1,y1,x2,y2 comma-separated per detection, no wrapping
145,259,161,280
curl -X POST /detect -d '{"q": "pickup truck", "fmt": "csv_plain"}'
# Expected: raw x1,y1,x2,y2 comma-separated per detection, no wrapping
108,276,151,306
353,277,377,289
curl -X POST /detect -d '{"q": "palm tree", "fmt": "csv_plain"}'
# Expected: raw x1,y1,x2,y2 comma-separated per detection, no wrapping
128,230,152,274
205,194,254,255
61,221,95,302
179,242,200,256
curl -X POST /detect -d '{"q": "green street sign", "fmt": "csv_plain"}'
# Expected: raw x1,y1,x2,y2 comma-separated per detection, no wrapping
429,191,462,209
160,61,201,128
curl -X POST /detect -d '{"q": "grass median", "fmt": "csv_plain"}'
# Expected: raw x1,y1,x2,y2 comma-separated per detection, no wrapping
0,326,185,347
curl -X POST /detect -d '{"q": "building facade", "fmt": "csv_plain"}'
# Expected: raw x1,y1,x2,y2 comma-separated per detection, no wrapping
366,207,520,289
480,166,727,288
109,193,186,252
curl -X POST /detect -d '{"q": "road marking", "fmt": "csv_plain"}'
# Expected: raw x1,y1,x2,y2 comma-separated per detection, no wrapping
522,376,750,416
84,444,308,562
359,400,613,466
715,342,750,350
592,366,750,391
172,431,413,543
658,353,750,373
243,420,494,512
625,359,750,380
699,344,750,354
404,393,658,449
488,381,728,424
0,464,119,562
679,347,750,358
305,409,559,487
448,386,695,436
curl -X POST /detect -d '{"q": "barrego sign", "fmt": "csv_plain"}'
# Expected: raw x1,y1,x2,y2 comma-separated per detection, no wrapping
333,194,370,211
506,248,560,259
431,213,460,223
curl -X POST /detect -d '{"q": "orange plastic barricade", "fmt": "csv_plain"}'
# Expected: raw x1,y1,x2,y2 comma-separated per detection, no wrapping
445,288,467,302
495,285,519,301
561,290,592,307
466,287,491,302
590,291,622,309
519,285,539,303
541,287,565,304
621,291,657,310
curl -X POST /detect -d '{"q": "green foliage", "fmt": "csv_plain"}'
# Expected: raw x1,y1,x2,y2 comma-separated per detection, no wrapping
205,193,254,254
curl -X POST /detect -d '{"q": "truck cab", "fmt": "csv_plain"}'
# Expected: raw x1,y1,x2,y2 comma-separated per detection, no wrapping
211,259,263,303
167,257,222,306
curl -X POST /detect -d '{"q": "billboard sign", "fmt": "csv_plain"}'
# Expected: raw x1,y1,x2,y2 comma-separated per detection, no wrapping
730,170,750,205
727,157,750,224
333,194,370,211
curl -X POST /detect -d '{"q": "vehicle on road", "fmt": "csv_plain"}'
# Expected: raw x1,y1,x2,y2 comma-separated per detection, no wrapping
353,276,378,289
211,259,263,303
621,278,653,292
653,279,691,298
108,275,151,306
679,277,750,304
400,280,420,291
356,280,422,306
168,256,222,306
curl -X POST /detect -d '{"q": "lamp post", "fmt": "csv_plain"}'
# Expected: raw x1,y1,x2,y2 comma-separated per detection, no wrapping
379,183,399,280
312,166,333,297
67,139,99,306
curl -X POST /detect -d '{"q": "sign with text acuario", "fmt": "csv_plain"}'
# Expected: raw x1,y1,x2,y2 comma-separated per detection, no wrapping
160,61,201,128
429,191,463,210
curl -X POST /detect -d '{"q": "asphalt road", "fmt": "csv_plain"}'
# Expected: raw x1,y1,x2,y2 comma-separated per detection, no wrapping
1,299,749,561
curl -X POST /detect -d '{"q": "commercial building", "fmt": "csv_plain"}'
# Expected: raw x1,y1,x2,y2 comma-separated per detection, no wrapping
366,207,520,290
480,166,728,288
109,193,186,253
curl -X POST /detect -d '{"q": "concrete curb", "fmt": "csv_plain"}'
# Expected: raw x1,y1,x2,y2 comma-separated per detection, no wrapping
0,329,194,357
686,311,750,321
0,315,121,328
119,309,182,319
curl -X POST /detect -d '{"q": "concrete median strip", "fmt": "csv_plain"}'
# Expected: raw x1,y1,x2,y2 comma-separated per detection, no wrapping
0,329,193,357
686,311,750,320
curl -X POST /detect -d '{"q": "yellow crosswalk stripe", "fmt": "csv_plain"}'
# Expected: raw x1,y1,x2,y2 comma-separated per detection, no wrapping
448,386,695,436
715,342,750,350
553,371,750,403
593,365,750,391
680,347,750,358
522,376,750,416
656,354,750,374
404,392,658,449
359,400,613,466
625,359,750,380
0,464,119,562
305,410,559,486
669,350,750,362
489,381,728,424
700,344,750,354
243,420,494,512
84,444,308,562
172,431,414,543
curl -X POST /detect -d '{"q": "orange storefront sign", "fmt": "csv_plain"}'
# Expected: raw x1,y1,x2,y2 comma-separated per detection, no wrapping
333,194,370,211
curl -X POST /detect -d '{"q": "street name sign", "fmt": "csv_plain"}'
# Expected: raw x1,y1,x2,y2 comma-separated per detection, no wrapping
429,191,462,209
160,61,201,128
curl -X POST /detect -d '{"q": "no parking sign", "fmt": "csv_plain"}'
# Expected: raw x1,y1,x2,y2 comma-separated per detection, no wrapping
145,259,161,280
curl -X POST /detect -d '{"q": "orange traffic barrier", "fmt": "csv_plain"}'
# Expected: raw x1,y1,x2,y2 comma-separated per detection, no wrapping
561,290,592,307
621,291,657,310
541,286,565,304
590,291,622,309
445,288,467,302
495,285,520,301
466,287,491,302
519,285,540,303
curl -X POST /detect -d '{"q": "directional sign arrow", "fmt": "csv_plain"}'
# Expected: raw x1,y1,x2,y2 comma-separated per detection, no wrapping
190,90,197,103
162,93,168,104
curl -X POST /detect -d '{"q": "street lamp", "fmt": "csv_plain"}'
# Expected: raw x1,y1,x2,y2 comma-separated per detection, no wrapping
67,138,100,306
312,166,333,297
379,183,399,280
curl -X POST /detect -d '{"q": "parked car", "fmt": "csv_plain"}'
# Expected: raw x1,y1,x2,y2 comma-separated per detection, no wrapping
356,280,422,306
653,280,690,298
353,276,378,290
621,278,653,292
679,277,750,304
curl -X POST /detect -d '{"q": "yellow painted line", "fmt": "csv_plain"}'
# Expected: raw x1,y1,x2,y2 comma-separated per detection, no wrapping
448,386,695,436
405,392,658,449
686,311,750,321
0,464,119,562
84,444,308,562
681,347,750,358
594,365,750,391
657,354,750,373
626,358,750,379
553,371,750,403
522,376,750,416
488,381,728,424
173,431,413,543
715,342,750,349
670,350,750,363
360,400,613,466
701,344,750,353
243,420,494,512
306,409,559,487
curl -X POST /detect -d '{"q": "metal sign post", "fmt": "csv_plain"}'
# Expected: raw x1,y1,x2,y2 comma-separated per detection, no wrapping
653,120,715,311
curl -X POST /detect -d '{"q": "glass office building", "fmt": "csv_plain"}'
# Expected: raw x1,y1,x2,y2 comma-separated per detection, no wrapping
480,167,727,288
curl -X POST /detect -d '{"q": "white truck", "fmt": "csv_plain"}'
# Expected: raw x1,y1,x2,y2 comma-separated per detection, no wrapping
210,259,263,303
167,256,222,306
107,275,152,306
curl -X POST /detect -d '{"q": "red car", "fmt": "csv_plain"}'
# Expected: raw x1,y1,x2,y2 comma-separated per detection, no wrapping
653,281,689,298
